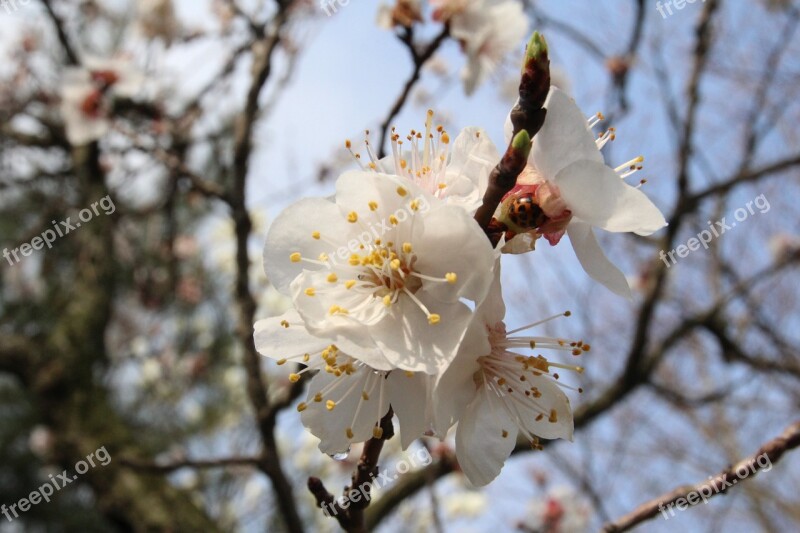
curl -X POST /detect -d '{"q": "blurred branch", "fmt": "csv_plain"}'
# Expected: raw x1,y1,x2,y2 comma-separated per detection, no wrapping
120,455,261,473
601,420,800,532
228,3,305,532
676,0,719,196
41,0,79,66
689,153,800,206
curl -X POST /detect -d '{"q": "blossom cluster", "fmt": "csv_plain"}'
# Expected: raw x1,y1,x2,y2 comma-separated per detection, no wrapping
256,39,666,485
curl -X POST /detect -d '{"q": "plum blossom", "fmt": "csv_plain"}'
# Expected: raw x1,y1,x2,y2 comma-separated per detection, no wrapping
255,310,435,454
434,271,584,486
263,170,497,374
499,87,667,297
433,0,529,95
60,57,144,145
348,110,499,214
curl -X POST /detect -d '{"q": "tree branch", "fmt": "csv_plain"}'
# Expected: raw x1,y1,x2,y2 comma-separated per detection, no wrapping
601,420,800,532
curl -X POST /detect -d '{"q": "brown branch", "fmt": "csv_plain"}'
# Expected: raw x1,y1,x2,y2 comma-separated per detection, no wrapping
309,410,395,532
601,420,800,532
676,0,718,196
688,153,800,207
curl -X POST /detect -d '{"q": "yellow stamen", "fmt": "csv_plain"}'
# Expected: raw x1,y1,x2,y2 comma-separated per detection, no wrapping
290,252,301,263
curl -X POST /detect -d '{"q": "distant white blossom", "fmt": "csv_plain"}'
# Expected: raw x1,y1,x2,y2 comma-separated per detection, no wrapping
433,0,529,95
60,57,144,145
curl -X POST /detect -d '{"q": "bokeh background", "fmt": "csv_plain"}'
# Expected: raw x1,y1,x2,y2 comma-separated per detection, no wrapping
1,0,798,531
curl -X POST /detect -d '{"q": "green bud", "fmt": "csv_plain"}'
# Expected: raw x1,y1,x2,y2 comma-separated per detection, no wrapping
511,129,532,156
523,31,548,70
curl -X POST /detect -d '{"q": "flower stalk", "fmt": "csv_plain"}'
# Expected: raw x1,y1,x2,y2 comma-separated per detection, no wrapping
474,32,551,242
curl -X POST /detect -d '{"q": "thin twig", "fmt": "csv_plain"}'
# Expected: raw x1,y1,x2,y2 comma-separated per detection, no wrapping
601,420,800,532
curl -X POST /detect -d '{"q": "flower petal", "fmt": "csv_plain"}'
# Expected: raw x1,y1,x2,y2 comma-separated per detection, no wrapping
386,371,434,449
301,369,391,455
516,374,574,441
555,160,667,235
531,87,603,180
264,197,352,294
412,205,497,305
455,388,517,486
253,309,328,361
566,220,632,299
369,296,473,374
432,324,487,437
335,170,434,224
444,127,499,213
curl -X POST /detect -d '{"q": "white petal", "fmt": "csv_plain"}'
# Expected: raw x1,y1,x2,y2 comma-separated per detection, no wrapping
566,220,632,299
386,371,433,449
476,264,506,325
555,160,667,235
369,296,473,374
289,272,394,370
444,126,499,213
432,322,487,436
335,170,434,223
263,197,352,294
412,205,497,305
253,310,328,361
500,231,538,254
455,389,517,486
531,87,603,179
503,103,516,144
516,374,574,441
301,369,390,455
